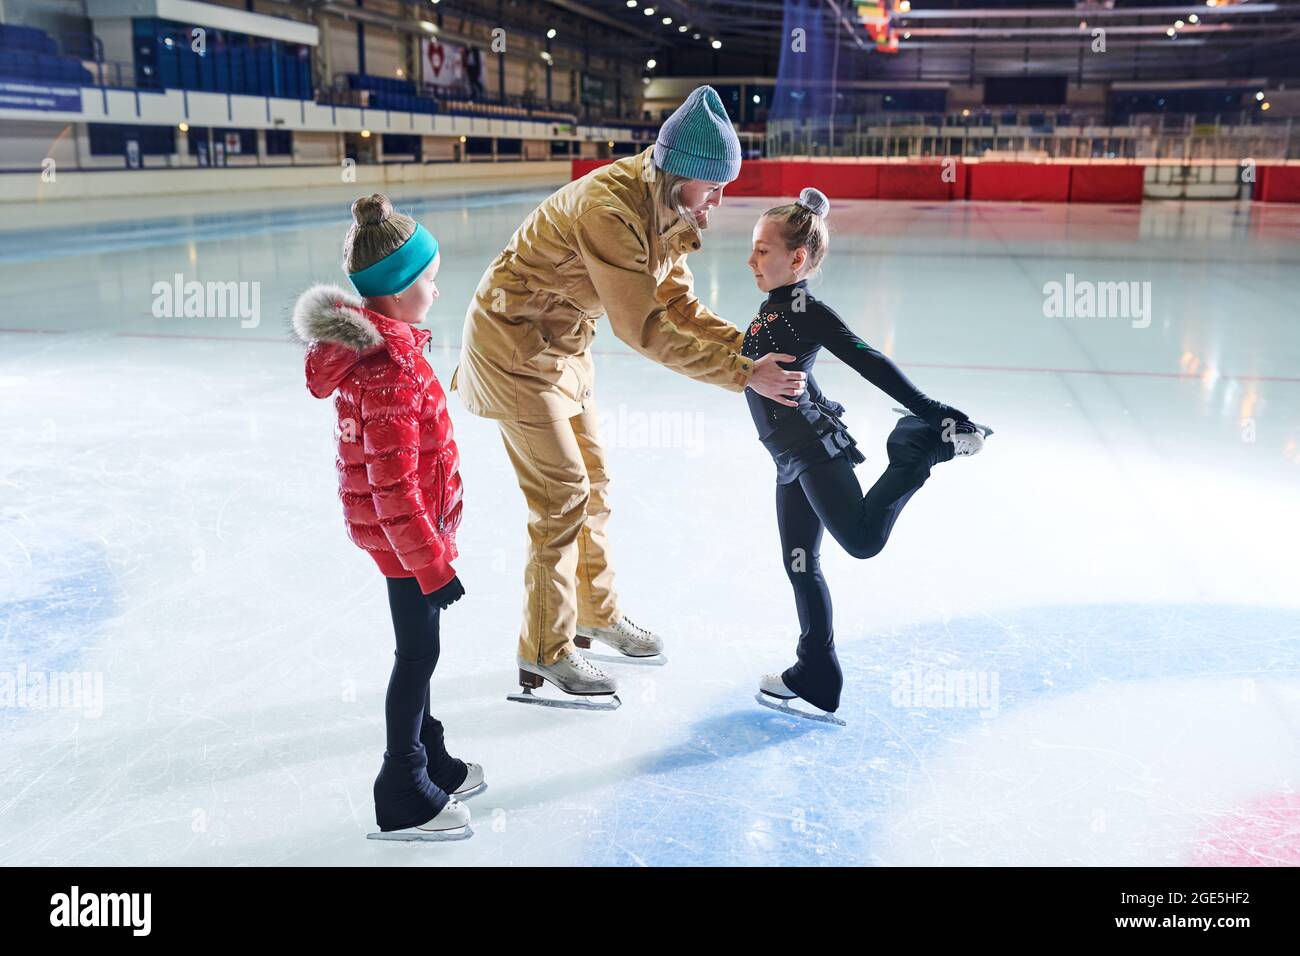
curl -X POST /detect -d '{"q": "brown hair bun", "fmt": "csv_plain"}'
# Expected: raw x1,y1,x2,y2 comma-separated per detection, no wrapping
342,193,418,275
351,193,393,227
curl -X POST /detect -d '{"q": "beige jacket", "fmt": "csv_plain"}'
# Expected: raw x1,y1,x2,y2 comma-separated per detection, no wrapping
450,145,755,422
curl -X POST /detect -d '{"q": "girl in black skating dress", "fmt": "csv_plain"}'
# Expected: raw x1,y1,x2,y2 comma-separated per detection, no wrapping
742,187,991,719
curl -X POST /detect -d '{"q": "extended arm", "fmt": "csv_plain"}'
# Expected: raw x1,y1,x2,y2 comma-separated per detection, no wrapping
656,253,746,352
571,205,753,391
806,303,966,426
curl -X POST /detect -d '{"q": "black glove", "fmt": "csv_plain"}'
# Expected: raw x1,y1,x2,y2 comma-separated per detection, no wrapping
913,399,970,432
426,575,465,611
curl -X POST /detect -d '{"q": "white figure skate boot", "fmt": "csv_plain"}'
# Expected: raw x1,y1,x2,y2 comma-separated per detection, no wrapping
575,616,666,665
367,799,472,842
508,649,621,711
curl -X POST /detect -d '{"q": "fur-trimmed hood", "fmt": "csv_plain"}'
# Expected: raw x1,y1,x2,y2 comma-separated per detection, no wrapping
293,283,430,399
292,283,383,350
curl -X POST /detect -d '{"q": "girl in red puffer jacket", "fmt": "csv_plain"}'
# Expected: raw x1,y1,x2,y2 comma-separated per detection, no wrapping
292,194,482,841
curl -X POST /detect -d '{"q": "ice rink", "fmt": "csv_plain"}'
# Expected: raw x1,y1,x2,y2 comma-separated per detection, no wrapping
2,177,1299,866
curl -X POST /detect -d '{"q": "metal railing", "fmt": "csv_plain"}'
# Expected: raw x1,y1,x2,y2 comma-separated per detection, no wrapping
765,114,1299,162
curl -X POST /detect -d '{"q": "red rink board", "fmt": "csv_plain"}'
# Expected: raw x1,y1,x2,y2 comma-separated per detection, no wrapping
1068,165,1145,204
877,163,962,200
1253,166,1300,203
968,163,1072,202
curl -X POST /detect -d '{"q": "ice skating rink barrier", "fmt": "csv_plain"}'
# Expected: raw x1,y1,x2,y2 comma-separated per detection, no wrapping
572,158,1300,204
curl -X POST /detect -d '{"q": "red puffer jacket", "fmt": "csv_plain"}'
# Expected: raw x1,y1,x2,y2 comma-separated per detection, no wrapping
292,284,462,594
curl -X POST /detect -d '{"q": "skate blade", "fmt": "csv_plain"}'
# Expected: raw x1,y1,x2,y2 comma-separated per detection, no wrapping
367,825,474,843
452,782,487,800
754,691,845,726
507,687,622,712
580,650,667,667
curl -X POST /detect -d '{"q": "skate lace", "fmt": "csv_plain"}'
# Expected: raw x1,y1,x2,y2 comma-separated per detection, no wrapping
617,617,655,644
568,652,603,678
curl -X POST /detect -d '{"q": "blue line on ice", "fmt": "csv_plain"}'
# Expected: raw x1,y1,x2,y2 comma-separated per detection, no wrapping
579,602,1300,866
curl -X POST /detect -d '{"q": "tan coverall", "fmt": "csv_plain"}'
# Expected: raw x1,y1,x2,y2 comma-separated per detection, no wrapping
450,146,755,665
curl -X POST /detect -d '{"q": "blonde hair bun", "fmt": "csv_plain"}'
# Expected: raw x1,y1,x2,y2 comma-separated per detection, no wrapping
351,193,393,226
797,187,830,218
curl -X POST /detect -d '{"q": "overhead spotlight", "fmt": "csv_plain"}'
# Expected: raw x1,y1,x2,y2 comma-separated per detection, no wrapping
1205,0,1218,6
898,0,910,11
418,20,437,33
961,108,970,117
395,68,404,78
662,17,672,25
360,129,371,138
1175,19,1185,29
458,135,466,143
540,51,552,63
692,33,701,40
1261,102,1271,111
1166,27,1176,37
607,140,614,148
626,1,636,6
711,39,722,49
1189,14,1199,23
178,121,189,132
752,94,760,104
547,28,556,39
678,25,687,32
644,6,654,14
646,58,656,69
1256,91,1266,101
903,31,911,39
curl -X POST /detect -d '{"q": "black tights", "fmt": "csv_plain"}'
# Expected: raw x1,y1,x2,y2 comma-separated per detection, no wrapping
372,576,467,831
775,416,953,713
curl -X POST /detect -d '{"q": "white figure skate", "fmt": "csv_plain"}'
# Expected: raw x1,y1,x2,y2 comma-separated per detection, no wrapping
755,673,846,727
366,798,473,842
508,650,621,711
453,762,487,799
893,407,993,458
575,615,666,666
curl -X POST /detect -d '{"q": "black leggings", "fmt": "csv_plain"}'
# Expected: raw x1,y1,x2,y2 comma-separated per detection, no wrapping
775,416,953,713
372,576,467,831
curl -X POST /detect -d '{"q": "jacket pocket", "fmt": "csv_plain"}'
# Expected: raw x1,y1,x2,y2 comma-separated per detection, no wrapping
559,315,596,357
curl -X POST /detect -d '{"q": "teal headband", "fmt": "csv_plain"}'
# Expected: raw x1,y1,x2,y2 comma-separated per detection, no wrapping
347,222,439,297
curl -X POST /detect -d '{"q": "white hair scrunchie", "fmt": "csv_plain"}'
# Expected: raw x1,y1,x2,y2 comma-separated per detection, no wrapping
795,186,830,217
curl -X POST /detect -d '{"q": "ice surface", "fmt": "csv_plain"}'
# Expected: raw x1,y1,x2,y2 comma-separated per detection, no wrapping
2,181,1298,865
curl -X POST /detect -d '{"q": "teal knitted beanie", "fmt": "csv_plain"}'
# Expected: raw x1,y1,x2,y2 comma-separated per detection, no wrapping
653,85,742,183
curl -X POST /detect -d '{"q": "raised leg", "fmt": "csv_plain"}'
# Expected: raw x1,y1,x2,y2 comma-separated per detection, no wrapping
800,417,951,561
